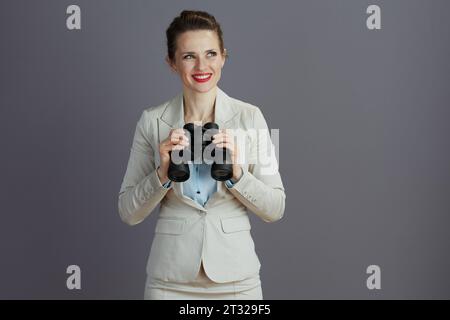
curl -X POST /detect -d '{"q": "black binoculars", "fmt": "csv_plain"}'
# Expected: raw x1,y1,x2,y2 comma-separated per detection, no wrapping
168,122,233,182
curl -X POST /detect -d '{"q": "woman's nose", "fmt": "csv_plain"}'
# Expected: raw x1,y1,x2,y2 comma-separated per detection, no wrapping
195,57,207,70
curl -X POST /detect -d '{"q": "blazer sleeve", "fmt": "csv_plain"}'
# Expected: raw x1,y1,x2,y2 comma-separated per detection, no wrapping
225,107,286,223
117,111,171,226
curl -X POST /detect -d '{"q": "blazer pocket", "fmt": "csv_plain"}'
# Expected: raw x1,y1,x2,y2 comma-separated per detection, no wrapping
155,218,186,235
221,215,251,233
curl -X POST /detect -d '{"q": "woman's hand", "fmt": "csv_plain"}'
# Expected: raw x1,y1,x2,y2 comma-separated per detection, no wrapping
212,129,243,182
157,128,189,183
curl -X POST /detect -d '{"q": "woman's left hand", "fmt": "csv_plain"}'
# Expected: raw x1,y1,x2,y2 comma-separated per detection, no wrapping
212,129,243,182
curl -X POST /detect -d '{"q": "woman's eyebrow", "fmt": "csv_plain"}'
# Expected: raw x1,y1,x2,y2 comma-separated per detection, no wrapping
181,49,217,54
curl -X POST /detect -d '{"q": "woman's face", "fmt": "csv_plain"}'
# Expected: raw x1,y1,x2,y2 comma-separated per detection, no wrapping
167,30,226,94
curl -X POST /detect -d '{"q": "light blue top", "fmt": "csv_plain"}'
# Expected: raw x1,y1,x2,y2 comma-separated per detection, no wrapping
162,163,236,207
182,162,217,206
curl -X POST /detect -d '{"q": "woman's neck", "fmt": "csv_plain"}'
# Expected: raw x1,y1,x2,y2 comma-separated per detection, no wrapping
183,87,217,124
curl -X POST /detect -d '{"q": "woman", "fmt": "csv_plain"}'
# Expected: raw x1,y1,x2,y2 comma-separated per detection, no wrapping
118,10,286,300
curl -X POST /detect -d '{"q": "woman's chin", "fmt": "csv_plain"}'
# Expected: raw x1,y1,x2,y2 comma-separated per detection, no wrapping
187,83,218,94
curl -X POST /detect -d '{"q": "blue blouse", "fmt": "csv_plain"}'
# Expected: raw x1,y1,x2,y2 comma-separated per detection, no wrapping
161,163,235,206
183,162,217,206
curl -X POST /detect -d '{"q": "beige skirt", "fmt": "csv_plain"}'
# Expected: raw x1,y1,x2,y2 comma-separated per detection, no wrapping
144,263,263,300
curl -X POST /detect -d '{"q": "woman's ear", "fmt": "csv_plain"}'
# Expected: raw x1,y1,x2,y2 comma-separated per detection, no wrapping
221,48,228,68
165,56,177,73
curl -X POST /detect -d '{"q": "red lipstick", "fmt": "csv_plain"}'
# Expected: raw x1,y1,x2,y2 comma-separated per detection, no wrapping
192,73,212,83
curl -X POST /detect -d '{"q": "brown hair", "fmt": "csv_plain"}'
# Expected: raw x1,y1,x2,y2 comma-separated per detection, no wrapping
166,10,227,62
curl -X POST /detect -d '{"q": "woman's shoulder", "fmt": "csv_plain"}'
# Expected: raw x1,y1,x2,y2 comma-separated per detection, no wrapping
222,91,269,130
132,95,179,142
220,87,256,109
224,91,264,119
136,93,182,130
141,97,174,119
229,95,259,111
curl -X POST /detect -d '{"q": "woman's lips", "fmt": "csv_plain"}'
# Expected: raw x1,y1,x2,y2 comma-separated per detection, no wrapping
192,73,212,83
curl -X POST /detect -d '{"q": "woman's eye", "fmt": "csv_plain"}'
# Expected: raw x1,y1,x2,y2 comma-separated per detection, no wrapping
183,55,194,60
207,51,217,57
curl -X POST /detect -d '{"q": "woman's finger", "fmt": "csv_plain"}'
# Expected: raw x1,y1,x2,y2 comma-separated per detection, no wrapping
171,144,186,151
215,142,234,151
162,140,187,151
170,132,188,143
213,134,231,144
171,128,186,135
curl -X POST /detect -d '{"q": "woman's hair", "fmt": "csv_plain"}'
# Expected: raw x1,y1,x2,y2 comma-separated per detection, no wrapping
166,10,227,62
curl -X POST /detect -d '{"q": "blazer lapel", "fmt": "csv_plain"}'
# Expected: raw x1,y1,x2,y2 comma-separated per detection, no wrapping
156,87,239,209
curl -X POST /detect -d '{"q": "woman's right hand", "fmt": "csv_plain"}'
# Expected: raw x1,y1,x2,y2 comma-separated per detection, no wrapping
157,128,189,183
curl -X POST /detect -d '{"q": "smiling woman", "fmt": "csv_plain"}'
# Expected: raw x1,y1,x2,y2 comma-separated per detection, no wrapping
117,10,286,300
164,14,228,127
166,28,225,97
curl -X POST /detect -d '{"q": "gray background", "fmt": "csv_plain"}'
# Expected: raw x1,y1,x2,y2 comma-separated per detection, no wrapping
1,0,449,299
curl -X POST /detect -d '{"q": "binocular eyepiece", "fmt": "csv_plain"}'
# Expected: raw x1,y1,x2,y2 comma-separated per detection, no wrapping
167,122,233,182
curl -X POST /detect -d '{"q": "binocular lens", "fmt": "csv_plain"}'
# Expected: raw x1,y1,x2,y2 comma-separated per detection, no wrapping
211,168,233,181
168,165,190,182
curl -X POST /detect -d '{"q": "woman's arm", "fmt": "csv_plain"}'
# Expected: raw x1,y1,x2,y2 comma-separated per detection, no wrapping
118,111,171,226
225,107,286,223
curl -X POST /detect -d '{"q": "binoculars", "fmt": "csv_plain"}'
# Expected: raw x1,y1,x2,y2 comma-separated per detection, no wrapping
168,122,233,182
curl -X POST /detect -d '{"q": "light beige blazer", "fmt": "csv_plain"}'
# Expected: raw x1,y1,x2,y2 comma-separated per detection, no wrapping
118,87,286,283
